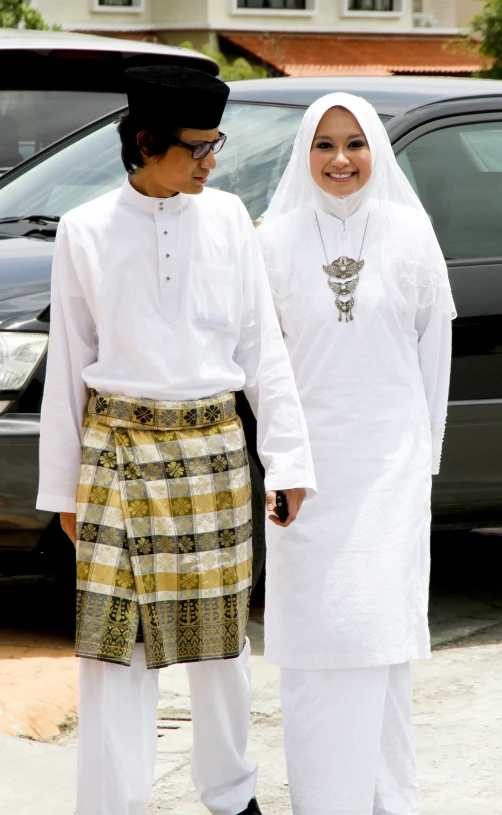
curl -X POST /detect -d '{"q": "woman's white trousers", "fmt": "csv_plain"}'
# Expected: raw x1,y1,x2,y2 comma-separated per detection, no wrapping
281,662,419,815
76,640,257,815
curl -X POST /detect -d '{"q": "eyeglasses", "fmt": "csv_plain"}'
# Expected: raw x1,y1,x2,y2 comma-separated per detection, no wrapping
171,133,227,161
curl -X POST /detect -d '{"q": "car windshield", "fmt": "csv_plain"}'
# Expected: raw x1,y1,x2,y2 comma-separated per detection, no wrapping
0,102,307,224
0,90,126,171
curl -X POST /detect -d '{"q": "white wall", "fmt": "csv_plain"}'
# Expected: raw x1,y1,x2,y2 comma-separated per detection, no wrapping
208,0,413,32
151,0,208,27
455,0,483,28
414,0,481,28
33,0,154,28
34,0,415,32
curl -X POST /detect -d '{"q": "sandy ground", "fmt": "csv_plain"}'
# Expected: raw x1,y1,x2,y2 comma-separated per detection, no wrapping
1,530,502,814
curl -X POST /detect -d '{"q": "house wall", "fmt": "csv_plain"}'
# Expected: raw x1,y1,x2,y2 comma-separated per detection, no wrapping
34,0,416,33
415,0,482,28
202,0,413,33
34,0,479,39
455,0,483,28
33,0,154,28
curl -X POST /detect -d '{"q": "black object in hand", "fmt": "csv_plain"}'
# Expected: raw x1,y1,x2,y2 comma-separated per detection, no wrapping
275,491,288,523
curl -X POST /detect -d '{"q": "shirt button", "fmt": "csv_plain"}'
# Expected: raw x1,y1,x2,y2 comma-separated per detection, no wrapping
165,253,170,258
163,231,167,235
165,276,171,281
159,203,164,210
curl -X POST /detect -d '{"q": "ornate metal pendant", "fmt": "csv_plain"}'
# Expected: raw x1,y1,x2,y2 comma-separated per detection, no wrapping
322,256,364,280
323,256,364,322
336,296,355,322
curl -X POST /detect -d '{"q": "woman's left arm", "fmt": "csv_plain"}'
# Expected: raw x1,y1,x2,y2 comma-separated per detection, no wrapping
415,223,456,475
416,302,453,475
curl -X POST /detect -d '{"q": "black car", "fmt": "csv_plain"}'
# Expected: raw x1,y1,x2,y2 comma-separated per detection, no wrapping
0,75,501,595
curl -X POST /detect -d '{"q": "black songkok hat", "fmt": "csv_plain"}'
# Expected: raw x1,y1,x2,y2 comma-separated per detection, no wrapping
125,65,230,130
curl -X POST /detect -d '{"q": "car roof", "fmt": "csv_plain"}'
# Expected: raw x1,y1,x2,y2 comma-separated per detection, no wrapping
228,75,502,117
0,28,218,74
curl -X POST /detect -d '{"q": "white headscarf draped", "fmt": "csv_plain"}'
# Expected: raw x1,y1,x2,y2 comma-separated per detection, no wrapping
261,92,455,314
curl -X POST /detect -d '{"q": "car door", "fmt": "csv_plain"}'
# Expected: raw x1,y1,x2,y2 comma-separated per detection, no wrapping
387,98,502,526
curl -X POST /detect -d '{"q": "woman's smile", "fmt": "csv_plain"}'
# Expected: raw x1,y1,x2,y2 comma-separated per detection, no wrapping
325,170,358,183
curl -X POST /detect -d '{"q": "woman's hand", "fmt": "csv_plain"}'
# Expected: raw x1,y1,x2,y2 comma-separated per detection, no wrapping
266,488,307,528
60,512,77,548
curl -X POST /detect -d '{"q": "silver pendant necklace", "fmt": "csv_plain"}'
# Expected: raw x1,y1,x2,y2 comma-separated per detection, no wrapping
314,211,370,323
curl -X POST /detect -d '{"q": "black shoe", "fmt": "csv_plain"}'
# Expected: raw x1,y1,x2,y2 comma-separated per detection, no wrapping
236,798,263,815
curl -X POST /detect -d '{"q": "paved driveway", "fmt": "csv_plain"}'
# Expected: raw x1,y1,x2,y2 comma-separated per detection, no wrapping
1,530,501,814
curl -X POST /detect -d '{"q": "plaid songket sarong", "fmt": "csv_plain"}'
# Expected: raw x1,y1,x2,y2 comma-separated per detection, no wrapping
75,390,253,669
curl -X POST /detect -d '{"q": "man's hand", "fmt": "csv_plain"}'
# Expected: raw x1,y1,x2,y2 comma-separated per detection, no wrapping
60,512,77,548
266,488,307,528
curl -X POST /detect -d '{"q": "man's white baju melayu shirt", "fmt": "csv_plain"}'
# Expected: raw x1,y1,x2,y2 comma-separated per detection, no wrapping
37,179,315,513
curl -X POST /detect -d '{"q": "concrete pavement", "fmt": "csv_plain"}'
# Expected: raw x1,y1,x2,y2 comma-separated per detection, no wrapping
2,529,502,814
2,618,502,815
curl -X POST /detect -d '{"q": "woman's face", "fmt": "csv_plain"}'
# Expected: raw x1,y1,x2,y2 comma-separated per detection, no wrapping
310,106,372,198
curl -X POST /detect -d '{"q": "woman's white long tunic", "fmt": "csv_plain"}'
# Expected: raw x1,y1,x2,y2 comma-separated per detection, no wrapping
260,202,454,670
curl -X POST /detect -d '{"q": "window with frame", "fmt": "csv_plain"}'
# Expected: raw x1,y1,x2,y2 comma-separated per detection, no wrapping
237,0,306,8
93,0,146,8
91,0,144,11
348,0,394,9
396,120,502,260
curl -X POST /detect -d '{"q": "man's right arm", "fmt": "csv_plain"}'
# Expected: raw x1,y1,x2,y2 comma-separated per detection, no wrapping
36,219,98,515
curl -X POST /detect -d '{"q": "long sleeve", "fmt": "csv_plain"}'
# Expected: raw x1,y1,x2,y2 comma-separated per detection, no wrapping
234,214,316,497
36,220,98,513
412,213,456,476
415,282,455,476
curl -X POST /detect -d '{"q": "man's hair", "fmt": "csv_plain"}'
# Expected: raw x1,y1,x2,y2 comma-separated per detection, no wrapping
117,112,179,174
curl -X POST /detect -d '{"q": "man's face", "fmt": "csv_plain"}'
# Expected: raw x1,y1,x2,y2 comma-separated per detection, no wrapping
144,126,221,196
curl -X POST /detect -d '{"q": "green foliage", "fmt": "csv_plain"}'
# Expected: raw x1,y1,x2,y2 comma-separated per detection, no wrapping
181,40,267,81
472,0,502,78
0,0,62,30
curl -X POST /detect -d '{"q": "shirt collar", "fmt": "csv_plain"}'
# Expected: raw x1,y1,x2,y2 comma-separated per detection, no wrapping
315,198,374,233
120,177,189,214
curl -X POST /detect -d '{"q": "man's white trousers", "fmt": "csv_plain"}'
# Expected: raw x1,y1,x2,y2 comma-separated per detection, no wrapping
281,662,419,815
76,640,257,815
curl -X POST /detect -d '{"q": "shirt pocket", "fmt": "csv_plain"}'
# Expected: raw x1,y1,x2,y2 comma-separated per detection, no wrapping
191,261,237,328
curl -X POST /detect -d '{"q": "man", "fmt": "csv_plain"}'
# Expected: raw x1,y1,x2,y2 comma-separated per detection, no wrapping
37,65,315,815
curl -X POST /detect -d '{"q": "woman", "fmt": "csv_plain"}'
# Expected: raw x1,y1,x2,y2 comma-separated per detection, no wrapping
259,93,456,815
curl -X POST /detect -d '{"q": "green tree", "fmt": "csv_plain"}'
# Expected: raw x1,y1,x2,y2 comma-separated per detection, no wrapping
181,41,267,81
472,0,502,79
0,0,61,30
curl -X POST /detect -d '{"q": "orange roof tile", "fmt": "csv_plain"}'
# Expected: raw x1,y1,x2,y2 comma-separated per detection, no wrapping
221,33,487,77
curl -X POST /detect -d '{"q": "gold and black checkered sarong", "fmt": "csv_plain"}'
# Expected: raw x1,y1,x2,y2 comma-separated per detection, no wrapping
75,390,252,669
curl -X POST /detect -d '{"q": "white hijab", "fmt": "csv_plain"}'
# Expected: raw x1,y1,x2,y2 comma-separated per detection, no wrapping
261,92,455,314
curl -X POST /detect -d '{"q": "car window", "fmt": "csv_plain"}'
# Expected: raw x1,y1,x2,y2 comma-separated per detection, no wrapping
396,121,502,260
0,91,126,171
211,103,305,221
0,102,306,224
0,121,124,219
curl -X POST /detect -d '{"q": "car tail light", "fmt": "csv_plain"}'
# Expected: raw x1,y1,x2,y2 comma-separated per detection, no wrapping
0,332,48,391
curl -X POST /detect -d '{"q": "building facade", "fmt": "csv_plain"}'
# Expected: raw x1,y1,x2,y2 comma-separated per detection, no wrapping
31,0,487,76
33,0,484,41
